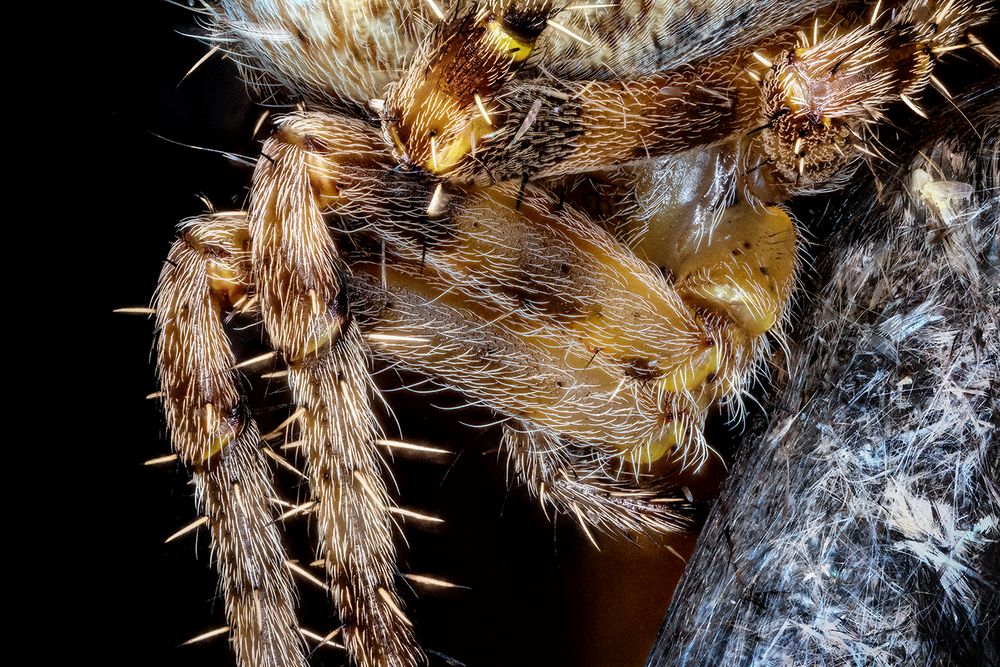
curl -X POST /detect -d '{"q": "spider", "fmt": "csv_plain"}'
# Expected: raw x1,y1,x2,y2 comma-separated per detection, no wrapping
126,1,997,666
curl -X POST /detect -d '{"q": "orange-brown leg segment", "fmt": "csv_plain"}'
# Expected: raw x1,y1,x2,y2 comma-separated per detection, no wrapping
155,212,306,667
259,110,786,493
288,118,725,465
250,120,421,667
352,268,682,459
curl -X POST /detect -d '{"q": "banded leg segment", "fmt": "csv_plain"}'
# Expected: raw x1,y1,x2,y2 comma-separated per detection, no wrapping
382,1,555,176
250,122,421,667
155,212,306,667
387,0,993,202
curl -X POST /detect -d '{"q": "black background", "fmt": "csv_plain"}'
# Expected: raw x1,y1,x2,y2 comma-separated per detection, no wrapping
80,2,718,666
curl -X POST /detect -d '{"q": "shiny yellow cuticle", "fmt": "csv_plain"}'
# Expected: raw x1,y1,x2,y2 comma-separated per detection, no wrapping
485,21,535,62
675,205,795,338
207,262,247,308
296,318,343,360
622,421,684,467
424,115,494,175
660,345,723,394
198,433,233,465
197,413,238,465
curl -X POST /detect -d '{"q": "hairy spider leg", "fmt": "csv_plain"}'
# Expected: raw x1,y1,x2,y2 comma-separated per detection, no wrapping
155,213,307,667
394,0,993,200
277,111,796,469
277,112,726,463
207,0,426,106
351,266,690,467
351,268,694,534
382,1,554,175
251,123,422,667
501,427,691,538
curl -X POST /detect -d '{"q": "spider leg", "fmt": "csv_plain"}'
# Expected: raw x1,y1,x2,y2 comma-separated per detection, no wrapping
393,0,994,201
252,111,712,463
352,271,694,536
250,119,421,667
351,268,684,456
360,183,796,467
502,426,692,537
155,212,307,667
